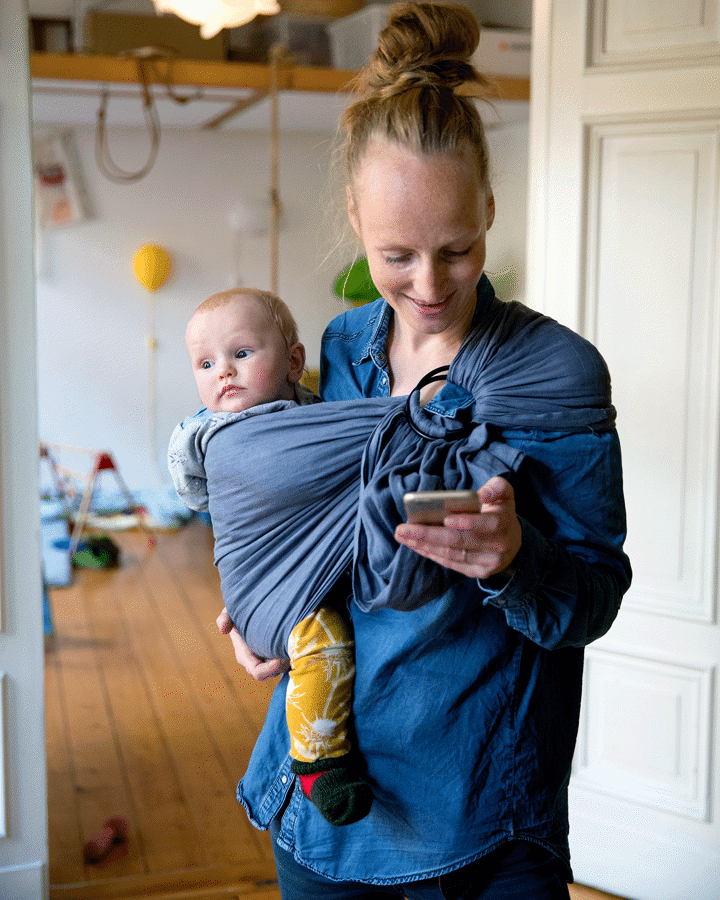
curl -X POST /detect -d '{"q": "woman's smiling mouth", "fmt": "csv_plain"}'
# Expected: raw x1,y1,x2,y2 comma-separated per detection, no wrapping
409,295,453,315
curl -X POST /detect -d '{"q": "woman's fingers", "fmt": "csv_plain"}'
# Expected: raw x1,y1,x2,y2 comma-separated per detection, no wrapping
395,476,522,578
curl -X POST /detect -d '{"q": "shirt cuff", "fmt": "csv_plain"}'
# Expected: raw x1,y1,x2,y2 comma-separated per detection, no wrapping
477,517,547,610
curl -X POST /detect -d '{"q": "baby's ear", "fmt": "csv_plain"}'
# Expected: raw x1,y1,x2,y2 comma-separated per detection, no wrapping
287,342,306,383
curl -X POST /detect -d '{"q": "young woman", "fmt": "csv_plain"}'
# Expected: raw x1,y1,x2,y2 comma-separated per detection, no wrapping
218,4,631,897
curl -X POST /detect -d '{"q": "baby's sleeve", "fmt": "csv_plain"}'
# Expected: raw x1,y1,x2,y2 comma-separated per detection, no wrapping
168,414,210,512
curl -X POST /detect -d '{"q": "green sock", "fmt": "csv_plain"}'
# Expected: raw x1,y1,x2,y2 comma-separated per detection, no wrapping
292,757,373,827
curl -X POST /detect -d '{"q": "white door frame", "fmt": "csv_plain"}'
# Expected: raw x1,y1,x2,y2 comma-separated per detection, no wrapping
0,1,49,897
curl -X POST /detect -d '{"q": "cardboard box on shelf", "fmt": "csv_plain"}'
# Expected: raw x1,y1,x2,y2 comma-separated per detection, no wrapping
30,17,74,53
228,13,331,66
473,26,531,79
328,3,387,70
84,10,227,61
328,4,531,77
266,14,331,66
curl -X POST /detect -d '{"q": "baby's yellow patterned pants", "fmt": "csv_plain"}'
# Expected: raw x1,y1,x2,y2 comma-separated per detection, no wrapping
286,606,355,763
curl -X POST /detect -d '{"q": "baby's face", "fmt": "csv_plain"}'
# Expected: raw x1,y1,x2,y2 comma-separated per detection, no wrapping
186,296,297,413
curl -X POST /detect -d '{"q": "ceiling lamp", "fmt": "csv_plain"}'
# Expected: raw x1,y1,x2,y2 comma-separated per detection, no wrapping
152,0,281,39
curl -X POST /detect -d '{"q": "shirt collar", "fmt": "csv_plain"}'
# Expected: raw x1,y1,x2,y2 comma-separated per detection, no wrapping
350,275,496,390
352,301,393,370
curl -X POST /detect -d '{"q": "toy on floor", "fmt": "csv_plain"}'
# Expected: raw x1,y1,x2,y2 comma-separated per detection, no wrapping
82,815,129,866
40,443,156,552
72,534,121,569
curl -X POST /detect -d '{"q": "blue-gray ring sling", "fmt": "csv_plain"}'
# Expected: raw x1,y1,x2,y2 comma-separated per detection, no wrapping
204,294,615,659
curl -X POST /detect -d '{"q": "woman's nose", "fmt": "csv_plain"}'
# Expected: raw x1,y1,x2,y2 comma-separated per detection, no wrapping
414,260,446,302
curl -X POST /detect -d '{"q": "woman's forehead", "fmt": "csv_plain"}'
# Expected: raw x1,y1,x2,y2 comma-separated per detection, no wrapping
352,142,485,236
355,140,482,202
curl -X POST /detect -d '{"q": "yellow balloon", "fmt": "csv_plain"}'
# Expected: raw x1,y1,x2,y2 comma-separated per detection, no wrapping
132,244,171,292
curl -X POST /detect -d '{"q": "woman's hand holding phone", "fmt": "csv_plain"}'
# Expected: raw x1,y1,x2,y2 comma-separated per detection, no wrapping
403,489,480,523
396,477,522,579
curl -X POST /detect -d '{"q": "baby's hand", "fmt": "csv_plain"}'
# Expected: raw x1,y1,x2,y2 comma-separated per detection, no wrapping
216,607,290,681
216,607,234,635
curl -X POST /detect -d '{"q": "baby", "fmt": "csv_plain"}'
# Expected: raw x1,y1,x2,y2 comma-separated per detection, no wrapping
169,288,374,826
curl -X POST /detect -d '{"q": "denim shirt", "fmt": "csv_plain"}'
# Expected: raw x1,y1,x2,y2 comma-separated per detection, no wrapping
237,278,631,885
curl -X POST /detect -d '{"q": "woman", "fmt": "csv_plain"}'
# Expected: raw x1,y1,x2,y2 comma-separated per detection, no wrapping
218,3,631,897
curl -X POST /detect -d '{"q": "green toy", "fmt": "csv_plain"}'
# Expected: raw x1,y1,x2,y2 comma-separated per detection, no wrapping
333,256,379,306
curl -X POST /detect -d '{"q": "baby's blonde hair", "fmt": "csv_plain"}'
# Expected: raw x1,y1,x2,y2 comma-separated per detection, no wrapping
195,288,300,348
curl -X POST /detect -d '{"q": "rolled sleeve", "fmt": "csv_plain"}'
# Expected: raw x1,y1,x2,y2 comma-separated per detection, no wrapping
480,428,632,650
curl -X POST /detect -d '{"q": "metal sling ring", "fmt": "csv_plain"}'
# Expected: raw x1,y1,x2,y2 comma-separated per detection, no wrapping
403,365,474,440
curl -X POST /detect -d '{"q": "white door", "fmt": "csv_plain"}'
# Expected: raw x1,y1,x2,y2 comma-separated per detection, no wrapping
527,2,720,898
0,1,49,897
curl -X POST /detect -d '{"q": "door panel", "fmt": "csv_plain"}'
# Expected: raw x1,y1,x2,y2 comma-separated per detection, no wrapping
590,0,720,67
587,119,719,623
574,648,713,821
527,1,720,897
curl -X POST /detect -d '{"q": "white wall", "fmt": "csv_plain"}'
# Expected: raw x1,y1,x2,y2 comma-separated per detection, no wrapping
486,121,529,304
35,120,528,494
35,126,351,491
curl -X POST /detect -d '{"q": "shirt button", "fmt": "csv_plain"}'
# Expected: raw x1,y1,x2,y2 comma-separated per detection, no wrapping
377,351,386,363
281,775,288,784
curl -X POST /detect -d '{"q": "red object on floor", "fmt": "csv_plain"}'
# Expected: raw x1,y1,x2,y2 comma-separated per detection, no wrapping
83,815,129,866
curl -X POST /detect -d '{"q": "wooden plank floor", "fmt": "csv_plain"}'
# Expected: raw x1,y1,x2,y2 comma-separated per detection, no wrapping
46,518,628,900
46,519,281,900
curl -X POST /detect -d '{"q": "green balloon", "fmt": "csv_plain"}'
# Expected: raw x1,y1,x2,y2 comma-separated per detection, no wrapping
333,256,379,305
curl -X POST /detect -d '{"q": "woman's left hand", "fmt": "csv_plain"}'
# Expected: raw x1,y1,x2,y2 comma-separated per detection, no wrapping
394,476,522,580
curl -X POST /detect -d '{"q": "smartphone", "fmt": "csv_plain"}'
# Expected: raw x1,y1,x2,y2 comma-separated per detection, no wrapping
403,489,480,525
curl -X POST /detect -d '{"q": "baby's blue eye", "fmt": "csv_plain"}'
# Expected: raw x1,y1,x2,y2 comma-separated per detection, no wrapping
235,349,248,359
201,361,212,369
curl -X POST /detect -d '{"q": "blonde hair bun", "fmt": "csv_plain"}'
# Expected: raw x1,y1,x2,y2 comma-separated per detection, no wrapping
340,2,494,189
355,2,487,99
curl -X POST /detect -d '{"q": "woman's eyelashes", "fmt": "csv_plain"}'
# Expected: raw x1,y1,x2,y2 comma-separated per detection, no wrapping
383,247,473,265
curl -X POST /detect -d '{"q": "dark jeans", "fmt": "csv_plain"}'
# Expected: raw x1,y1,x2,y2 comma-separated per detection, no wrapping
270,821,571,900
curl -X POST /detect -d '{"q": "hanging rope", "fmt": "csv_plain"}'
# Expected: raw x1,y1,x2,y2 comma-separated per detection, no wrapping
95,66,160,184
147,291,158,473
269,43,285,294
95,52,202,184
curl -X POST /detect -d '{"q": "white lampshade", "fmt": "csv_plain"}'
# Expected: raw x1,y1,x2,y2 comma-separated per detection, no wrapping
228,199,271,235
152,0,281,39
